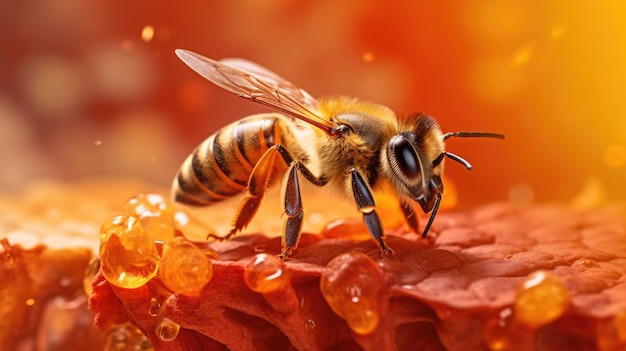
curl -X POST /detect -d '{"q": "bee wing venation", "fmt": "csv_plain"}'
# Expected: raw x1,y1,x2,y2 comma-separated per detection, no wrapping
219,58,313,100
175,49,336,132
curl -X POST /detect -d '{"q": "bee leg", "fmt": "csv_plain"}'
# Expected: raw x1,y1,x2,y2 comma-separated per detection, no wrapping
349,168,394,257
400,202,419,233
278,164,304,260
275,145,328,259
209,145,281,241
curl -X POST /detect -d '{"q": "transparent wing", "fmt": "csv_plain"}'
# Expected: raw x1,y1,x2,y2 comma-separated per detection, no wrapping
175,49,337,133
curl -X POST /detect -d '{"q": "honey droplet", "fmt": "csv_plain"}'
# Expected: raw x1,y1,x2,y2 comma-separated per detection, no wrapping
149,297,161,317
158,236,212,296
483,308,516,351
243,253,289,293
320,252,383,335
100,215,160,289
614,312,626,341
123,193,176,242
305,319,316,331
156,318,180,341
105,323,153,351
597,311,626,351
83,257,101,296
343,298,379,335
514,270,570,328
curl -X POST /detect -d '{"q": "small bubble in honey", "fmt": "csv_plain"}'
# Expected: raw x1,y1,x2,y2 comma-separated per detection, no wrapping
99,214,160,289
158,236,212,296
305,319,316,331
156,318,180,341
122,193,176,242
514,270,570,328
149,297,161,317
244,253,289,293
320,251,383,335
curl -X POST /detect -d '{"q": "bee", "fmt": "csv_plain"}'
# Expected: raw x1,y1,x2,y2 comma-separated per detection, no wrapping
173,49,504,259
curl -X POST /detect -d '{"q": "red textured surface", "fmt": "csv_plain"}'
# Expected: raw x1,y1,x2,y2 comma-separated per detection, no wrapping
90,203,626,351
0,240,105,351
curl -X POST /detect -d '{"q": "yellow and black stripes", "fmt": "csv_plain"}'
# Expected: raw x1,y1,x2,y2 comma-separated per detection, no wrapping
173,114,284,206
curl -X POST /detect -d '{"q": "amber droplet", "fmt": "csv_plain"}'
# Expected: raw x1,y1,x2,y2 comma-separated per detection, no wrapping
100,215,160,289
597,311,626,351
156,318,180,341
305,319,316,331
320,252,383,335
343,298,379,335
149,297,161,317
105,323,153,351
123,193,176,242
158,236,212,296
614,312,626,342
514,270,570,328
83,257,101,296
244,253,289,293
483,308,516,350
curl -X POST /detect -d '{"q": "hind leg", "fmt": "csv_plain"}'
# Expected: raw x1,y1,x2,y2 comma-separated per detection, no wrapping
207,145,281,241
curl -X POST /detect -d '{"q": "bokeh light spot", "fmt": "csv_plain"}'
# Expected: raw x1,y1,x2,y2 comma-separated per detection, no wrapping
511,43,533,66
86,44,156,102
603,144,626,168
17,55,87,119
570,178,606,209
550,25,565,40
141,25,155,43
362,52,374,62
465,1,531,42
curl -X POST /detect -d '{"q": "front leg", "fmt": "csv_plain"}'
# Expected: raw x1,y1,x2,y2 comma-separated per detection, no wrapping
349,168,394,257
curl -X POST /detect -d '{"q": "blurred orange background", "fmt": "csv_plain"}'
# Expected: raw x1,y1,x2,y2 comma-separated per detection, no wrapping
1,1,625,207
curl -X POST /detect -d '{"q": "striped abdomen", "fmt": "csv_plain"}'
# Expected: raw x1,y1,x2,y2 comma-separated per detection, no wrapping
173,114,288,206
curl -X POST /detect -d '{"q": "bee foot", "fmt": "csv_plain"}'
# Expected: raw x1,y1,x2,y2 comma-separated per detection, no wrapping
277,247,293,261
206,230,237,242
378,240,395,257
381,247,395,258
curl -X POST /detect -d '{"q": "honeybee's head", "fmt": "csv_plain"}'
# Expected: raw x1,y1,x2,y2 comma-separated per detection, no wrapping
384,113,445,213
383,112,504,237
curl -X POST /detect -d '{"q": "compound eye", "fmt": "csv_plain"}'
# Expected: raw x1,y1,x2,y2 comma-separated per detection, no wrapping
390,136,420,179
